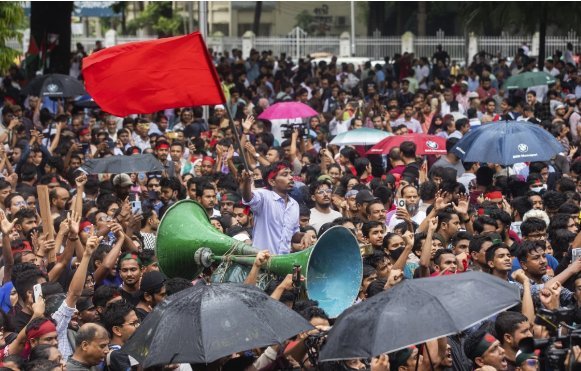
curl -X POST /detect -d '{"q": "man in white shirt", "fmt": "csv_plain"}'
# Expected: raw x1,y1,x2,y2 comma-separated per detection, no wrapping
414,57,430,90
395,104,423,133
309,179,342,233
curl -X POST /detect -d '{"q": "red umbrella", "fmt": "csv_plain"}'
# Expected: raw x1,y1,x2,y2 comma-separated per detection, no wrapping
365,134,447,155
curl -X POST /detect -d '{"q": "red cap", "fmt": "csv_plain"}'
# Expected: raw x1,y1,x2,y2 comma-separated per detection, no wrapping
485,191,503,200
79,128,90,136
202,156,215,165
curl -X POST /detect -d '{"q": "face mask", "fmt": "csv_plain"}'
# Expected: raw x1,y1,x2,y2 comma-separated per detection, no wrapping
531,184,547,193
390,246,405,261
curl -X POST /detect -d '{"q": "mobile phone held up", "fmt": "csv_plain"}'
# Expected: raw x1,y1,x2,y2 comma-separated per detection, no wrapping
33,283,42,303
396,198,406,208
129,193,141,215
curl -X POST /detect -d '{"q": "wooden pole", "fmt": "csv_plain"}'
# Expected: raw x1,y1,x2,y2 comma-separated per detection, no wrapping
37,185,55,262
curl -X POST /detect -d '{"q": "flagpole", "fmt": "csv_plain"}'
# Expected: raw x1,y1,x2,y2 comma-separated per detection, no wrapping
224,106,251,173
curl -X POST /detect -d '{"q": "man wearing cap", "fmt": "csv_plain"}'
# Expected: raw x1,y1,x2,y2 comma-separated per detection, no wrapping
514,350,539,371
309,180,342,234
134,271,167,322
200,156,216,176
354,189,376,221
219,192,241,217
118,254,143,306
241,161,299,255
464,328,508,371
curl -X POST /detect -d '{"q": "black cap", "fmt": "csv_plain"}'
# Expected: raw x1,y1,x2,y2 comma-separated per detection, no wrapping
140,271,167,294
77,297,95,312
355,190,376,204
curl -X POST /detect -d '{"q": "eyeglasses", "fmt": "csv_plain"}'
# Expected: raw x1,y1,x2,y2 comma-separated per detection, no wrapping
123,320,140,328
315,189,332,195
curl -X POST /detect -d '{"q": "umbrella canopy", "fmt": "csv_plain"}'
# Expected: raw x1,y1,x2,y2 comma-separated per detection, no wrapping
257,102,318,121
451,121,563,165
330,128,392,146
80,154,164,174
503,71,556,90
21,73,87,98
122,283,313,367
366,134,447,156
74,94,100,109
319,272,520,361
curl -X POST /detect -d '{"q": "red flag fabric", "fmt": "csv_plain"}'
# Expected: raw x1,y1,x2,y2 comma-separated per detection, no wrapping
82,32,225,116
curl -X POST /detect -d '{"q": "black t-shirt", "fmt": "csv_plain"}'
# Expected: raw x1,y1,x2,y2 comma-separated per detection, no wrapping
134,307,149,323
8,305,31,332
105,347,133,371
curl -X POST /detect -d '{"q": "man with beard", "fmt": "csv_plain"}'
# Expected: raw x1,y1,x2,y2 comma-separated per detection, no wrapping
219,192,241,217
233,203,253,229
134,271,167,322
196,183,219,217
241,161,300,255
13,207,38,250
388,185,425,231
118,254,143,306
154,140,175,178
308,180,341,233
495,312,533,370
139,206,159,251
464,328,508,371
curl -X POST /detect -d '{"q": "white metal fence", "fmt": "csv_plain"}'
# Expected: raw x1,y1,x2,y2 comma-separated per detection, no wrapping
6,30,581,62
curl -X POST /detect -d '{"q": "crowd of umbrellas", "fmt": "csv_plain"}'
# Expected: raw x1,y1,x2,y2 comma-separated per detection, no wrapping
120,273,520,367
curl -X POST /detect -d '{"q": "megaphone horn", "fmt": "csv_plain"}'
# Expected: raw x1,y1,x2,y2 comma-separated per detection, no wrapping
156,200,363,317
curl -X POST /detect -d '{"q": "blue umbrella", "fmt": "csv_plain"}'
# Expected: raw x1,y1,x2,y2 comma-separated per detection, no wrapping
451,121,563,165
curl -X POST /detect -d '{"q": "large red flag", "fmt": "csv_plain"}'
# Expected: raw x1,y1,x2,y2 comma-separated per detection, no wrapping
82,32,225,116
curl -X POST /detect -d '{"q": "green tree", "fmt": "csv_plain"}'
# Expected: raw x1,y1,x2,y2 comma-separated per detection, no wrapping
295,10,314,33
0,2,25,74
461,3,581,68
127,2,184,38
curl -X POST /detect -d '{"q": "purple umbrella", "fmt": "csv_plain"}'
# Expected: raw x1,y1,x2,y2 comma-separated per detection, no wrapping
257,102,318,120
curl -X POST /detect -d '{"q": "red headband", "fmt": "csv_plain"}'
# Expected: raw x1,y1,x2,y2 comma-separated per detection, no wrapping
267,164,290,182
485,191,503,200
202,156,215,165
156,142,170,150
26,320,57,340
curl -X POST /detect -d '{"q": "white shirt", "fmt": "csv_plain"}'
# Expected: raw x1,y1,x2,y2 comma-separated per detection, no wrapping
309,207,342,233
388,210,426,232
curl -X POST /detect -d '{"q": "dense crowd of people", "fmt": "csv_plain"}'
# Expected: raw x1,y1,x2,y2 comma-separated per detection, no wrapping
0,40,580,370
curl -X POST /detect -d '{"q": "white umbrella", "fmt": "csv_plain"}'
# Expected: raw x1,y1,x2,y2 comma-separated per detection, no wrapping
330,128,392,146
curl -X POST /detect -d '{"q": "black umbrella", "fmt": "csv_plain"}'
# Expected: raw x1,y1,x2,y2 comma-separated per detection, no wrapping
122,283,313,367
74,94,100,109
319,272,520,361
21,73,87,98
80,154,164,174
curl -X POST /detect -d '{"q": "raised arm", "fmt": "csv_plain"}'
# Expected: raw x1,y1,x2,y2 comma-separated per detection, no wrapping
0,211,16,284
